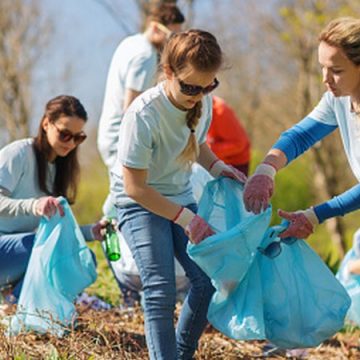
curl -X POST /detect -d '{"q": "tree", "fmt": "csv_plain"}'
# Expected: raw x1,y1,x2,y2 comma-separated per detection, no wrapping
0,0,52,142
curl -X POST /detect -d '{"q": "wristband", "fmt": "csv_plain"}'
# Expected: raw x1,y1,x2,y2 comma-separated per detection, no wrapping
32,199,40,216
254,163,277,179
173,207,196,229
303,207,319,226
209,159,226,178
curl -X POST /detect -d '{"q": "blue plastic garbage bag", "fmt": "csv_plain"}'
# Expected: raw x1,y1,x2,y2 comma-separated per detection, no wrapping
187,177,272,339
336,229,360,326
7,197,97,336
258,222,351,349
188,177,350,348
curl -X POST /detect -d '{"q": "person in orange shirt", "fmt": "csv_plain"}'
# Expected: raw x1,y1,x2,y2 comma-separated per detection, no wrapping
207,96,251,175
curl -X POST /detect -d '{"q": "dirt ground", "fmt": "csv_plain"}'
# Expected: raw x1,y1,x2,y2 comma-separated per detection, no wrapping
0,305,359,359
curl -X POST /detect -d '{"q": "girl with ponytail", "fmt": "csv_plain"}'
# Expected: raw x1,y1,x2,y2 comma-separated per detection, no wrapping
111,29,246,359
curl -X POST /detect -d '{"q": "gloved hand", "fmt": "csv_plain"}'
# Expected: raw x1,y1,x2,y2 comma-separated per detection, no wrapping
32,196,64,218
91,218,116,241
278,208,319,239
173,207,215,244
209,159,247,184
243,163,276,214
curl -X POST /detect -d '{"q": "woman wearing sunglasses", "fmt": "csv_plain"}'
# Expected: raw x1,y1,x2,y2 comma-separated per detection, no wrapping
110,30,246,359
244,17,360,241
0,95,107,308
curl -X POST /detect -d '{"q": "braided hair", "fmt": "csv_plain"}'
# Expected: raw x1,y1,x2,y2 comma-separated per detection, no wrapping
161,29,223,166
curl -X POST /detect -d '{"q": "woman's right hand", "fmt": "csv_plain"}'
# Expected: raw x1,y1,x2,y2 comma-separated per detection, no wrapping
243,163,276,214
173,207,214,244
33,196,64,218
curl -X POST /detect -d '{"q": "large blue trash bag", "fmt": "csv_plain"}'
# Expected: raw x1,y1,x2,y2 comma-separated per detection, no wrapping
336,229,360,325
7,197,97,336
258,222,351,349
188,177,350,348
187,177,272,339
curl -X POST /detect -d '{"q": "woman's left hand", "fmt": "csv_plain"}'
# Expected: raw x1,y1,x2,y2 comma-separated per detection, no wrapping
278,208,319,239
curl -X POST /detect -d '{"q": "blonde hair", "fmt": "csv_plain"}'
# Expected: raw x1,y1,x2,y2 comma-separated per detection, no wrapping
161,29,223,167
319,17,360,65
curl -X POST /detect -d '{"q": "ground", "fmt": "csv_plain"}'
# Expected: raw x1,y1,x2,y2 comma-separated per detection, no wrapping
1,304,359,359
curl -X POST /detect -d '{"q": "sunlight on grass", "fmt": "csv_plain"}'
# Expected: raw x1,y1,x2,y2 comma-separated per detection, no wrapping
86,241,122,306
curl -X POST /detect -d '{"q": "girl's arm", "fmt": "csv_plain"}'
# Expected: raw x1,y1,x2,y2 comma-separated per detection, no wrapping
197,142,218,171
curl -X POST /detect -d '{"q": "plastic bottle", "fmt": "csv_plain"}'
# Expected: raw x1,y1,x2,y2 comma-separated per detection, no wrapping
104,220,121,261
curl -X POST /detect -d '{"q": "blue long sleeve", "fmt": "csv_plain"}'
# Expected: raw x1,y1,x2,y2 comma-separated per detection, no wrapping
272,117,337,163
314,184,360,223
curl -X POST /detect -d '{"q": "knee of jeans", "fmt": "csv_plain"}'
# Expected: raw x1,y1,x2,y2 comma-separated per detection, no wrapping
143,282,177,310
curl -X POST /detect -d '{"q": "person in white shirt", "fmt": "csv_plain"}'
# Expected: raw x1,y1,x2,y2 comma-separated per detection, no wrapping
111,29,246,360
97,3,186,306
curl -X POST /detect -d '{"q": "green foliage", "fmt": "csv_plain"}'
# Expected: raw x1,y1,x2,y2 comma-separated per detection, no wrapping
340,322,360,334
323,252,341,275
86,241,121,306
71,154,121,306
72,157,109,225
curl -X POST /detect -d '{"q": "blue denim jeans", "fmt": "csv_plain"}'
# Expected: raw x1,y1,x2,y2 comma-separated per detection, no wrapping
0,232,35,298
117,204,215,360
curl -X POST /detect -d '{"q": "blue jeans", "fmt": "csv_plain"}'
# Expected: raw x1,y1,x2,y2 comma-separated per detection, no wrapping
0,232,35,298
117,204,215,360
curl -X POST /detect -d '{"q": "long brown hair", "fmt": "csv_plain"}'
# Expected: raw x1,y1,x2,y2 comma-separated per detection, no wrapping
33,95,88,204
161,29,223,166
319,17,360,66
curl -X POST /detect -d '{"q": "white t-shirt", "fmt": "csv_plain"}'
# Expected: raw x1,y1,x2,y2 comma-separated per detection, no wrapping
110,82,213,207
308,92,360,181
98,33,158,168
0,138,55,234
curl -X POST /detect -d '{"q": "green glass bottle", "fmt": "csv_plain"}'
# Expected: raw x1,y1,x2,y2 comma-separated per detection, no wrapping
104,220,121,261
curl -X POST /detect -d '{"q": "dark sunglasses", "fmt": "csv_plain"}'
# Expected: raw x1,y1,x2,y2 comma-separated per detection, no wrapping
257,229,297,259
52,122,87,145
177,77,219,96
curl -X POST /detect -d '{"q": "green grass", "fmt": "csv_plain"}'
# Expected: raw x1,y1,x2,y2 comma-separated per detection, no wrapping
85,241,121,306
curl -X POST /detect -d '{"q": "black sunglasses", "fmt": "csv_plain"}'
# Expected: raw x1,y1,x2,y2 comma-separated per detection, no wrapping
177,77,219,96
52,122,87,145
257,230,297,259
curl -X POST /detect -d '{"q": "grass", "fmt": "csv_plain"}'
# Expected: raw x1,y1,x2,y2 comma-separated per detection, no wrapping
85,241,121,306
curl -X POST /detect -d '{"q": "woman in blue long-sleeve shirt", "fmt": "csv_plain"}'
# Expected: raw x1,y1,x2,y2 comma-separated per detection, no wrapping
244,17,360,240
